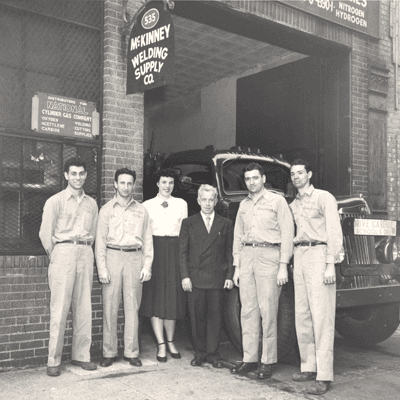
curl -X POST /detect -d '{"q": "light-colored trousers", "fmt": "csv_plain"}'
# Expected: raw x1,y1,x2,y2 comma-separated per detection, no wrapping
102,249,143,358
47,243,94,367
239,246,281,364
293,245,336,382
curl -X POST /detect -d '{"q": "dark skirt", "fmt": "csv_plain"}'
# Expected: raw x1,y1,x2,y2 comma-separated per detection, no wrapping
140,236,186,320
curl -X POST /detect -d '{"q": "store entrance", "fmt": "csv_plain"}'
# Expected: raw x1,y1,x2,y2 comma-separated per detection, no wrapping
236,55,351,196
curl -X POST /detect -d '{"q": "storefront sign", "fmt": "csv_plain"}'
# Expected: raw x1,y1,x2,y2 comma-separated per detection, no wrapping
354,219,397,236
126,2,175,94
31,92,99,139
279,0,380,38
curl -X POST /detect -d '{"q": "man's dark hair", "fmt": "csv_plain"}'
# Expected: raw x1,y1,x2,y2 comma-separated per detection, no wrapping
291,159,312,173
115,168,136,183
64,157,86,173
155,168,176,182
243,162,265,177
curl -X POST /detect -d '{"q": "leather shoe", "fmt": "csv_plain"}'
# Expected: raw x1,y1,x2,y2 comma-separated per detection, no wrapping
230,362,258,375
156,342,167,363
190,357,204,367
70,360,97,370
307,381,331,395
212,359,224,369
257,363,272,379
292,371,317,382
124,357,142,367
100,357,117,367
167,341,181,359
46,366,61,377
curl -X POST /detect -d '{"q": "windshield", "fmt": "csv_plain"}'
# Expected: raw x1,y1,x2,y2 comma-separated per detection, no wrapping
221,159,294,196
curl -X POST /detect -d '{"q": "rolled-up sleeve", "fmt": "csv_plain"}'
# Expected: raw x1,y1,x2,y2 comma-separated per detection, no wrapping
322,193,343,264
233,203,244,267
277,197,294,264
39,197,57,257
141,208,153,271
95,206,109,275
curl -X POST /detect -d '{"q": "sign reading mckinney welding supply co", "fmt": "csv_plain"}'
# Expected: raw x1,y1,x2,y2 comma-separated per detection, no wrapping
126,2,175,94
31,92,99,139
280,0,380,38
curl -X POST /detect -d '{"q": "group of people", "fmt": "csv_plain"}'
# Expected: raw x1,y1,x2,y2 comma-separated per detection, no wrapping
39,156,342,396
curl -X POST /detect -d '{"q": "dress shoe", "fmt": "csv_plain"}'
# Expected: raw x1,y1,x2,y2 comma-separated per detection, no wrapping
190,357,204,367
211,359,224,369
100,357,117,367
70,360,97,370
46,366,61,377
307,381,331,395
230,362,258,375
292,371,317,382
124,356,142,367
167,340,181,359
156,342,167,363
257,363,272,379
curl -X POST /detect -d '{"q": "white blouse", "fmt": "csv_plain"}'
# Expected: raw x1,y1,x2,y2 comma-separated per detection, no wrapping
143,195,188,236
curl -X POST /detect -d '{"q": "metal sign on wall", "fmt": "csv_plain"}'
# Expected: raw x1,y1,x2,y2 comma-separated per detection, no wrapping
31,92,99,139
126,2,175,94
280,0,380,38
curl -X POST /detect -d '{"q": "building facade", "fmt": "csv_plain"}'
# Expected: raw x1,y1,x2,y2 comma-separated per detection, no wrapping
0,0,399,370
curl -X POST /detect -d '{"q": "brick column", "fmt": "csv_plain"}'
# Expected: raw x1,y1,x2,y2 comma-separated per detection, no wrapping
102,0,144,205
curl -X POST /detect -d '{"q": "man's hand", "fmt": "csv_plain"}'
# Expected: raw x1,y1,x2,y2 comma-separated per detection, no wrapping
323,263,336,285
277,263,288,286
98,269,111,284
224,279,234,290
182,278,192,292
233,268,239,287
140,268,151,283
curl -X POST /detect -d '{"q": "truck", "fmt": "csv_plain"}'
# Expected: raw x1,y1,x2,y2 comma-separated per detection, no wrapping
151,145,400,359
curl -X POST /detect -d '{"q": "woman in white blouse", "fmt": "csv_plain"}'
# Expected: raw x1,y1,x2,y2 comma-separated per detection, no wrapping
141,169,188,362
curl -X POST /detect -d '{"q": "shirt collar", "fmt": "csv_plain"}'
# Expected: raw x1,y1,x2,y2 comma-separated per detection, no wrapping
246,187,269,202
65,186,86,200
296,184,315,200
157,193,172,203
112,195,136,208
201,211,215,221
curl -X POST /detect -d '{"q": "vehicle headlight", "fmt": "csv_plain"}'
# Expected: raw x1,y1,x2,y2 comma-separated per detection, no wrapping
375,238,397,264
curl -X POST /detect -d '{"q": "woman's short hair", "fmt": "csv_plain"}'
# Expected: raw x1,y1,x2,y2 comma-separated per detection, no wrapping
197,184,218,201
155,168,176,182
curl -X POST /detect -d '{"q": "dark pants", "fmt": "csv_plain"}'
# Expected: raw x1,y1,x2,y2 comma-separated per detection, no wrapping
187,287,223,361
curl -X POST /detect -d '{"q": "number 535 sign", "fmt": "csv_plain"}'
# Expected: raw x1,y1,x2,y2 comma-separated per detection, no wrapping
126,2,175,94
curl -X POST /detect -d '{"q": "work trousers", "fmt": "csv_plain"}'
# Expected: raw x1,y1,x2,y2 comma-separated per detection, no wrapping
187,287,223,361
239,246,281,364
102,249,143,358
47,243,94,367
293,245,336,382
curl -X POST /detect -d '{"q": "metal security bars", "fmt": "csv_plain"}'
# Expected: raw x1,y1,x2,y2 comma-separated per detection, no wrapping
0,1,102,254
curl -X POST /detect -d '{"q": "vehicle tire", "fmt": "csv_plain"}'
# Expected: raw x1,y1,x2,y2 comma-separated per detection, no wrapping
224,278,297,361
335,303,400,346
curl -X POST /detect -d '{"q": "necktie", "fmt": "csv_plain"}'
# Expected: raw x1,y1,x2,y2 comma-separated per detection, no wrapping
206,217,211,233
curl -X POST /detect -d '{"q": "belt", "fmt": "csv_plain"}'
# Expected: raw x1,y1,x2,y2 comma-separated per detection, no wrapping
295,241,327,247
106,246,142,252
243,242,280,248
56,240,92,246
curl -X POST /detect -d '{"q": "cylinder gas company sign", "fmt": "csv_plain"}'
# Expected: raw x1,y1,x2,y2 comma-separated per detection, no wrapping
126,2,175,94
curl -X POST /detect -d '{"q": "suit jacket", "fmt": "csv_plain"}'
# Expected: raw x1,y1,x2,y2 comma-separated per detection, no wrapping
179,213,234,289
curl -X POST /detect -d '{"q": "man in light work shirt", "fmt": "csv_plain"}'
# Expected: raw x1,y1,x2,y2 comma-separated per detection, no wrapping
231,162,294,379
39,157,98,377
96,168,153,368
290,159,343,395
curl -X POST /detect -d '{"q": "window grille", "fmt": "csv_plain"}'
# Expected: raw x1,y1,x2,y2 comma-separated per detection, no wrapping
0,1,102,254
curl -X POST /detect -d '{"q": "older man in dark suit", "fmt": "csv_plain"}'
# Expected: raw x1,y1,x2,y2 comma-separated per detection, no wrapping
180,184,234,368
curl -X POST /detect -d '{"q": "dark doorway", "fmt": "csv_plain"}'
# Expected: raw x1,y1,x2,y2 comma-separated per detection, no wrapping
236,55,350,196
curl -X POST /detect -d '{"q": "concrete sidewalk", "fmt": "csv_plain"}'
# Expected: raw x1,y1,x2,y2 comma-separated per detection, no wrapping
1,333,303,400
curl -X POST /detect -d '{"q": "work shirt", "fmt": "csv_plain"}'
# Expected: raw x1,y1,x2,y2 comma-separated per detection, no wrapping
95,196,153,275
233,188,294,266
143,194,187,236
39,186,98,257
289,185,343,264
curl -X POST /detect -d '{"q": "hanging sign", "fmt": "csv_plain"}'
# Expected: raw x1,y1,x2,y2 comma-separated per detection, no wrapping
279,0,380,38
126,2,175,94
31,92,99,139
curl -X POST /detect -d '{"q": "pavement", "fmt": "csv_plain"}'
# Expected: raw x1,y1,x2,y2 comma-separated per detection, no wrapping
2,325,400,400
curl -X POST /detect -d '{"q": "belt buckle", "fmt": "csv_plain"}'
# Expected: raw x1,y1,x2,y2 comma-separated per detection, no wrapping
308,242,312,247
252,243,256,248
